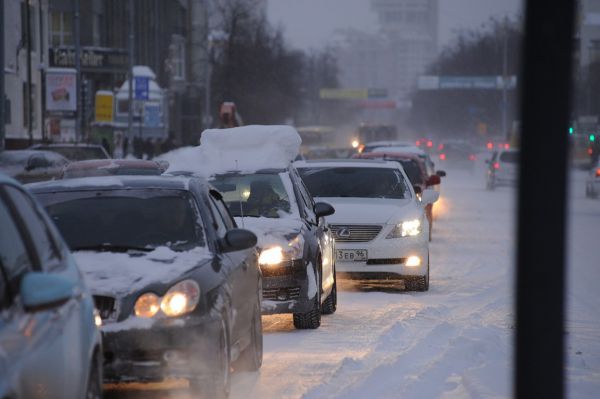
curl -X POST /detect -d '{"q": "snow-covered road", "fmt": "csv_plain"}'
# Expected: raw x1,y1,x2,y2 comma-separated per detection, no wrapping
107,167,600,399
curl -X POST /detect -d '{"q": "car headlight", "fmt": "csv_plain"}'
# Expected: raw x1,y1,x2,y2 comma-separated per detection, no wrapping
134,280,200,318
386,218,422,238
259,246,284,265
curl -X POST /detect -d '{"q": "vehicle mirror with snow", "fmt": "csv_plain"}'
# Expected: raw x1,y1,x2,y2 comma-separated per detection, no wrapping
420,189,439,205
20,272,76,312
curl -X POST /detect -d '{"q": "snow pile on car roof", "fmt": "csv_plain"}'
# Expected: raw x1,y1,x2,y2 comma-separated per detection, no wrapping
160,125,301,175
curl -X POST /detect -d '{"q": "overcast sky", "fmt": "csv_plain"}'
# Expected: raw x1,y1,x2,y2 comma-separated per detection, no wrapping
268,0,523,51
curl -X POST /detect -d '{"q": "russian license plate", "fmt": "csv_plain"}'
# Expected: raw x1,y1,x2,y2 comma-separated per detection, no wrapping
336,249,368,262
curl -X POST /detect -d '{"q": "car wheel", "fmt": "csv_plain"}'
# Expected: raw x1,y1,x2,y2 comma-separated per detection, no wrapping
293,267,322,329
406,261,430,292
321,270,337,315
85,353,102,399
234,300,263,372
191,316,231,399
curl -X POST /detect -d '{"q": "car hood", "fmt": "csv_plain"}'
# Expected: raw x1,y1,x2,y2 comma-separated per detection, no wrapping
235,216,303,249
316,197,420,225
72,246,212,297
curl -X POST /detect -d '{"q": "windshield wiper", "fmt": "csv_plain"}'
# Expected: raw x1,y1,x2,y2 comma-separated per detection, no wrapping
72,244,153,253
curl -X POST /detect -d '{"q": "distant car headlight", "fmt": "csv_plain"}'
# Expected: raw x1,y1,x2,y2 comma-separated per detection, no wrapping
134,292,161,318
134,280,200,318
386,218,422,238
259,246,284,266
160,280,200,317
93,309,103,327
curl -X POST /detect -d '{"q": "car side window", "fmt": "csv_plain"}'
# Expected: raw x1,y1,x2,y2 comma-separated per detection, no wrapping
4,187,62,269
215,197,236,230
208,197,229,238
0,192,33,299
296,179,317,224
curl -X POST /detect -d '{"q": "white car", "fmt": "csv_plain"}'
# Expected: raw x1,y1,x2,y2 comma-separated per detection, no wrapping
295,159,439,291
486,149,519,190
585,160,600,198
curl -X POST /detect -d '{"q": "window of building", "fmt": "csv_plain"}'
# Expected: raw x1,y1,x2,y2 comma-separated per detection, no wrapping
170,38,186,80
50,10,73,47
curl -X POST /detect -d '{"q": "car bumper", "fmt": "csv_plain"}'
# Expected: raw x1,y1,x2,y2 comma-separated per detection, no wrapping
101,314,221,383
259,259,316,315
335,234,429,278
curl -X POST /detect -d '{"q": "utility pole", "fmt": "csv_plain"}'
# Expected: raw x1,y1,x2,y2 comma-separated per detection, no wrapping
73,0,81,141
502,20,509,141
25,0,32,143
127,0,134,141
0,0,5,150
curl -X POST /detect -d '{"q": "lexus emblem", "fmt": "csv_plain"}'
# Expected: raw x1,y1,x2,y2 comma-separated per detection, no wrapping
337,227,351,238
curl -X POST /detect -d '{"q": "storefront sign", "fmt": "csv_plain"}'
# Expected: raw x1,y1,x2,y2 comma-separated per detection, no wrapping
95,92,114,122
49,47,128,71
46,68,77,112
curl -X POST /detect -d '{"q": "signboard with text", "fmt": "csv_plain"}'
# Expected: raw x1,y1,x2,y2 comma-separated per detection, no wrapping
46,69,77,112
418,75,517,90
95,92,114,122
134,77,150,100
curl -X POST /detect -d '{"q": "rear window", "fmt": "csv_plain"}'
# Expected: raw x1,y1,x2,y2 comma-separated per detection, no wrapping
42,146,109,161
500,151,519,163
298,167,411,199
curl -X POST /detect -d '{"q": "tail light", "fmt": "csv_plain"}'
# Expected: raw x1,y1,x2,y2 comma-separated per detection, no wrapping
487,142,494,150
588,148,593,156
504,143,510,150
426,140,433,148
416,140,421,146
469,154,476,161
439,153,446,160
595,168,600,177
438,144,444,150
493,162,500,170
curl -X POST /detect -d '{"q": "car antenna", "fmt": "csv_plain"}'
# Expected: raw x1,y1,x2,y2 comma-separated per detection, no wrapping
235,159,245,228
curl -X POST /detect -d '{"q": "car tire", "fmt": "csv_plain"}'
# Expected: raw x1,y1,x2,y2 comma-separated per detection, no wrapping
191,316,231,399
321,271,337,315
85,353,102,399
293,267,322,329
406,261,430,292
234,301,263,372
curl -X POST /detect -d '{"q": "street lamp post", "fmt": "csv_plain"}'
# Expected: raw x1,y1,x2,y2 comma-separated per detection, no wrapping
127,0,135,141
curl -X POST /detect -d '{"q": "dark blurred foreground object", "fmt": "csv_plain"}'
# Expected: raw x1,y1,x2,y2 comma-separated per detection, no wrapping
60,159,169,179
0,174,102,398
0,150,68,183
29,143,111,161
515,1,575,398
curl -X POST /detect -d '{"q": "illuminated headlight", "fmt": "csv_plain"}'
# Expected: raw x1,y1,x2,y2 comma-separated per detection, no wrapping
406,255,421,267
386,218,422,238
134,280,200,318
259,246,284,265
93,309,103,327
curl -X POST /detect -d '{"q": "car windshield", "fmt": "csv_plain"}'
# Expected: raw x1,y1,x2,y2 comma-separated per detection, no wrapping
298,167,410,199
43,146,108,161
211,173,293,218
500,151,519,163
36,189,204,251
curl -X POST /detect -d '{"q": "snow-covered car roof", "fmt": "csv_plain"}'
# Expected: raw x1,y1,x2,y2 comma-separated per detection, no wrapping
294,159,401,169
26,174,201,193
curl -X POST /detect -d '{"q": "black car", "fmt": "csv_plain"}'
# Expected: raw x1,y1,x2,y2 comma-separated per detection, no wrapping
28,175,261,398
210,165,337,329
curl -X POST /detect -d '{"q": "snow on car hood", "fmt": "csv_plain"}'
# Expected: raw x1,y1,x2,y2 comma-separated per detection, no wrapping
317,197,421,225
72,246,212,297
235,216,303,249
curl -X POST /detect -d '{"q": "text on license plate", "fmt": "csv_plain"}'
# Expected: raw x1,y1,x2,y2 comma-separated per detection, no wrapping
336,249,368,262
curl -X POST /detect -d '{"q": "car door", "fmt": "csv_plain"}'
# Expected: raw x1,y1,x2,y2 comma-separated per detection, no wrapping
1,185,86,398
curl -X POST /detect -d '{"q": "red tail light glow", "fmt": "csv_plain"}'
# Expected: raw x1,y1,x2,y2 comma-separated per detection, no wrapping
493,162,500,170
469,154,476,161
439,153,446,160
426,140,433,148
596,168,600,177
487,142,493,150
438,144,444,150
588,148,593,155
416,140,421,146
504,143,510,150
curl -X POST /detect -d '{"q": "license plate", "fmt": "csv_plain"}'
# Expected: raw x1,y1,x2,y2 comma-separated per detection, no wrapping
336,249,368,262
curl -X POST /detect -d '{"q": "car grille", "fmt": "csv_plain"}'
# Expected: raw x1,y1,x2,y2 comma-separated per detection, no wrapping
263,287,301,301
330,224,383,242
93,295,117,320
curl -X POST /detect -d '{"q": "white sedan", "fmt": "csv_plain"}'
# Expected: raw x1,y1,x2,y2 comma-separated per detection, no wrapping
295,159,439,291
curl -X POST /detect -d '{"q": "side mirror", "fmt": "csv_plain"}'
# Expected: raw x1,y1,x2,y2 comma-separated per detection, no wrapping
314,202,335,218
413,185,422,195
221,228,257,252
420,189,440,205
436,170,446,177
20,272,76,312
426,175,441,186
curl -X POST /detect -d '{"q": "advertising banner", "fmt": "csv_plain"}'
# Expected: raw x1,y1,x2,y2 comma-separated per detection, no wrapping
46,69,77,112
95,91,114,122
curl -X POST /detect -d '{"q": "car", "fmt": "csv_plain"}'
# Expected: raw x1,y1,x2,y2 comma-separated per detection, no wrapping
353,151,442,241
162,125,338,330
60,158,168,179
0,149,69,183
585,160,600,198
360,140,415,154
486,148,519,190
0,173,102,399
29,143,111,161
28,175,262,398
295,159,438,291
370,145,440,178
435,141,478,168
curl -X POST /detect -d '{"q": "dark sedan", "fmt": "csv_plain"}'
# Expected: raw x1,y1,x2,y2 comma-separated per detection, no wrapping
28,175,262,398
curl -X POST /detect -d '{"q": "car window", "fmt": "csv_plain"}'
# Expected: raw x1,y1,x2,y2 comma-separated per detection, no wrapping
208,197,229,237
211,194,236,230
4,187,61,268
0,192,33,297
295,177,317,224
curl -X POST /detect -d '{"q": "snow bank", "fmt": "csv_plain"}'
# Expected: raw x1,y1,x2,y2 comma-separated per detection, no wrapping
160,125,301,176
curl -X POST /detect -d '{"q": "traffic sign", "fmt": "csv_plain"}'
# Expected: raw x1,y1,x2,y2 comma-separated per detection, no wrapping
134,76,149,100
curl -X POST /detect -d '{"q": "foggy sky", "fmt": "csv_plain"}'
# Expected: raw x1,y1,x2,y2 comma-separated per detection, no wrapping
267,0,523,51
